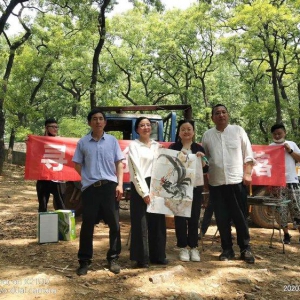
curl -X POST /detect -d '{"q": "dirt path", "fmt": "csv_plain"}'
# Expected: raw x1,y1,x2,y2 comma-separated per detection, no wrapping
0,163,300,300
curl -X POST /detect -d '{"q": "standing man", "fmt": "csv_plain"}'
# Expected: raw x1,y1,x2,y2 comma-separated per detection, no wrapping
36,118,65,212
270,123,300,244
202,104,255,264
73,108,124,276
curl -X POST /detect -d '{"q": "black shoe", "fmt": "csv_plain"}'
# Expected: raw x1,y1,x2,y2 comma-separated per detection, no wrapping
76,261,90,276
135,261,149,268
151,258,169,265
109,258,121,274
283,233,291,244
219,249,235,261
240,249,255,264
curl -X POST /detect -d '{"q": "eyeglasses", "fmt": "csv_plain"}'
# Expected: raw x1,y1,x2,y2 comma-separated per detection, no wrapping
139,123,151,128
47,126,59,129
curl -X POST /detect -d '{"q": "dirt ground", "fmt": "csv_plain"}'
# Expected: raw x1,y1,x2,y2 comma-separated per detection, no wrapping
0,163,300,300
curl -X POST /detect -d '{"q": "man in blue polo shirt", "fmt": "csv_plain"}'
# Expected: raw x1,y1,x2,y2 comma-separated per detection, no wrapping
73,108,124,275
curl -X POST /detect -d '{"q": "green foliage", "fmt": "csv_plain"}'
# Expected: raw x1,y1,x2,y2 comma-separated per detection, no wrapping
2,0,300,147
58,117,90,138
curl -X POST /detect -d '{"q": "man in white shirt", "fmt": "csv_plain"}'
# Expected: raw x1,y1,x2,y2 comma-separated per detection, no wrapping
270,123,300,244
202,104,255,263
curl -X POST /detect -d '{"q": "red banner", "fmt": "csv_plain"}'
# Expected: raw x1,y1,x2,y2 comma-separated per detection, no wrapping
25,137,285,186
25,135,81,181
251,144,285,187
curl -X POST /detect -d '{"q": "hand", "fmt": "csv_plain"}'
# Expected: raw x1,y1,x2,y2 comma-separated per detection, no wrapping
243,173,252,186
196,152,208,167
143,195,151,205
284,143,291,153
196,151,205,158
115,185,123,202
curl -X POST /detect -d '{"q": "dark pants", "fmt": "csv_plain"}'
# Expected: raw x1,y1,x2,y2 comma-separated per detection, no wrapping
78,182,121,263
200,197,214,235
209,183,250,252
36,180,65,212
175,186,203,248
130,178,167,263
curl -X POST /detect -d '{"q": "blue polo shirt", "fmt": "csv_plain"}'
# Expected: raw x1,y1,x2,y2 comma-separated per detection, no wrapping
72,132,125,191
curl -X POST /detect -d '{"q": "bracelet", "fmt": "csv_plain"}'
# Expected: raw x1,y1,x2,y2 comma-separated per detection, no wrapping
289,149,293,154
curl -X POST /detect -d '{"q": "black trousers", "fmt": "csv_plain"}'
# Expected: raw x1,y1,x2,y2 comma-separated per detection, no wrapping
78,182,121,262
36,180,65,212
130,178,167,263
209,183,250,252
175,186,203,248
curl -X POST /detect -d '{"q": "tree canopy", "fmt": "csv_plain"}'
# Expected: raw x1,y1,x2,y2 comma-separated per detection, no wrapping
1,0,300,173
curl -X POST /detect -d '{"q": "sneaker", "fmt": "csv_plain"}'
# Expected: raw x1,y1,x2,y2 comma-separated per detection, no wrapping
109,258,121,274
179,248,190,262
76,261,90,276
219,249,235,261
240,249,255,264
283,233,291,244
190,248,200,262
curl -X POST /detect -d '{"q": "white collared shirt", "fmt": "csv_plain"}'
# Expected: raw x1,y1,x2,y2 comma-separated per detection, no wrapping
202,124,254,186
128,139,160,198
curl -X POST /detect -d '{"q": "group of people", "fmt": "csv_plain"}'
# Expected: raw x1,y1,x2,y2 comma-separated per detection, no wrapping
38,104,300,276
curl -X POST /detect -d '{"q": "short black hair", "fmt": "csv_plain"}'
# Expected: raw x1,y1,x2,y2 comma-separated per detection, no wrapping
134,117,150,134
211,104,228,116
45,118,57,126
87,108,106,122
271,123,286,133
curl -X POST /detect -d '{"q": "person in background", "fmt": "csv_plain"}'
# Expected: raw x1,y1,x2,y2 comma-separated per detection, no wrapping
169,120,208,262
202,104,255,264
36,118,65,212
270,123,300,244
128,117,168,268
73,108,124,276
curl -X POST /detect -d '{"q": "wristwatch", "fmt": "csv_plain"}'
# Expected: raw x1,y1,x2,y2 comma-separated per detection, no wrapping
288,149,293,154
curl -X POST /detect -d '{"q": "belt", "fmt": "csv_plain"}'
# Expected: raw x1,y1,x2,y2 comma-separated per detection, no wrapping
93,180,110,187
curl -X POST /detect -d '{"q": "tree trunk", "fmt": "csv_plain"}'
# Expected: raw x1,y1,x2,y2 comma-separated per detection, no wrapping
90,0,110,109
0,0,28,35
268,51,282,124
0,28,31,174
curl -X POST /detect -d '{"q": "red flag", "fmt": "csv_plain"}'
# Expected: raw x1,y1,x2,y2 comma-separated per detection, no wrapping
25,135,81,181
251,145,285,187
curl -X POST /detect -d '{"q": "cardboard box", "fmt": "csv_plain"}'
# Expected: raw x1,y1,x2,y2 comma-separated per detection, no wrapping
55,210,76,241
37,212,59,244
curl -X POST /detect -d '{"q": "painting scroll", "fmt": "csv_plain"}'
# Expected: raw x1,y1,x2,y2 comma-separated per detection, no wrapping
147,148,203,217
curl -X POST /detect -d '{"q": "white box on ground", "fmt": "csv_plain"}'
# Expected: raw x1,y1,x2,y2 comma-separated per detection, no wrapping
37,212,59,244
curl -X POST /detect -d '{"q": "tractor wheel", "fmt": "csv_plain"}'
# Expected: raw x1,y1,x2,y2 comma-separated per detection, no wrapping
248,185,278,229
249,205,278,229
62,181,83,216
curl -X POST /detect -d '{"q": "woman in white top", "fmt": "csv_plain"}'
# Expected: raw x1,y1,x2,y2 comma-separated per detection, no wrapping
128,117,168,268
270,123,300,244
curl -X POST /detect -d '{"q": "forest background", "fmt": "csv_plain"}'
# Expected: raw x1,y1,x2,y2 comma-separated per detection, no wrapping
1,0,300,174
